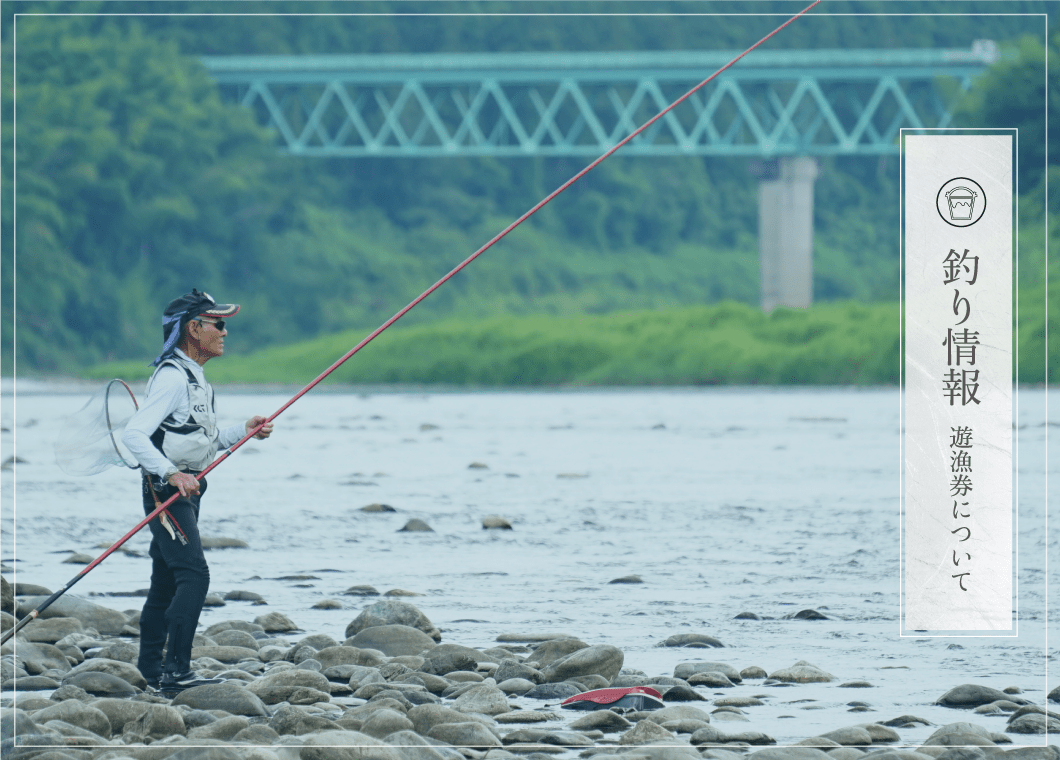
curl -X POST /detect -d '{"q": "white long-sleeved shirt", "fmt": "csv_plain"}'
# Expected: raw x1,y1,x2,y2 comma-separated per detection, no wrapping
122,349,245,479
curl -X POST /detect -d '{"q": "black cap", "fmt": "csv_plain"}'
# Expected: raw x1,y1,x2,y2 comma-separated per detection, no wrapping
164,289,240,319
152,289,240,366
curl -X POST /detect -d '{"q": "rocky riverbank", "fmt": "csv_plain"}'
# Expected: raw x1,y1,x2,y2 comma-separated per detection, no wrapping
3,579,1059,760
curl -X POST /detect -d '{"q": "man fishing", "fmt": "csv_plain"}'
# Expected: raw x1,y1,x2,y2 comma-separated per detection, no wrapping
121,289,274,692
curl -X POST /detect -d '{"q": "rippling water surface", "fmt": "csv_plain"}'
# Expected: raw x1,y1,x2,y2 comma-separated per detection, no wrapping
2,385,1055,747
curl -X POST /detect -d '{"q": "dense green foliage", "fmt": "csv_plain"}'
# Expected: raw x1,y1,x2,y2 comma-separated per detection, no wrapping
3,2,1056,383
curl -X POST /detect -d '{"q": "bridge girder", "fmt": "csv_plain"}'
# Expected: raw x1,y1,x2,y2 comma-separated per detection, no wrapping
203,46,997,158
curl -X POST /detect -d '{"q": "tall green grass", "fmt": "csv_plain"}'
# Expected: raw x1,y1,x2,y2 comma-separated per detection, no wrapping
86,296,1055,386
86,301,906,386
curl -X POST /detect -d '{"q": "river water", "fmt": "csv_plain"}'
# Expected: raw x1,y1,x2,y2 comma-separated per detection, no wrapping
1,384,1055,748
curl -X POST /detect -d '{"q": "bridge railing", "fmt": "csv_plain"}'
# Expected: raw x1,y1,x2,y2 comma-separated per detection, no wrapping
202,45,1000,158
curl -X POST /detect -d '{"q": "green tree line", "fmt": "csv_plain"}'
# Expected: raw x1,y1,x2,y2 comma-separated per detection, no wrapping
2,2,1056,381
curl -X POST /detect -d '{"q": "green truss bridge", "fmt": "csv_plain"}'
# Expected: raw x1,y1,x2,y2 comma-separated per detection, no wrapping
203,44,999,158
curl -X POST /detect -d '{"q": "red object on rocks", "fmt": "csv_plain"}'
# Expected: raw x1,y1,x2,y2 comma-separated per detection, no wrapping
561,686,666,711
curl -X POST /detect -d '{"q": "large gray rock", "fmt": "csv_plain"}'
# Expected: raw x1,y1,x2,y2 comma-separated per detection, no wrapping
427,643,498,665
937,685,1028,708
171,681,269,717
617,746,702,760
451,683,511,716
7,641,72,675
673,661,742,684
191,645,261,664
523,682,581,700
396,671,451,695
63,671,137,698
0,576,12,615
345,600,441,642
15,596,127,635
347,624,437,657
247,668,331,705
254,611,299,632
569,710,633,732
540,644,623,683
382,730,455,760
2,733,111,758
816,727,873,746
210,629,260,650
268,704,339,736
690,725,726,744
429,721,503,747
19,616,84,644
767,660,834,683
90,698,186,740
748,749,832,760
424,649,477,676
1007,713,1060,734
999,749,1060,760
300,730,409,760
645,705,713,725
63,658,146,690
90,695,184,737
523,638,588,668
659,634,725,649
619,719,676,745
92,641,139,664
233,724,282,744
2,675,60,691
407,704,496,737
360,708,415,739
1,708,40,742
315,646,379,669
494,659,542,684
204,620,265,636
188,715,252,741
29,699,112,738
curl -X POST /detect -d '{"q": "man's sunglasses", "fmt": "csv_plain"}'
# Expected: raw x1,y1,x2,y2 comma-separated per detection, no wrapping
194,318,226,331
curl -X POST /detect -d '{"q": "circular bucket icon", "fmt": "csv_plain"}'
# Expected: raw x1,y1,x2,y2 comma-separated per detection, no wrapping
945,186,977,221
937,177,986,227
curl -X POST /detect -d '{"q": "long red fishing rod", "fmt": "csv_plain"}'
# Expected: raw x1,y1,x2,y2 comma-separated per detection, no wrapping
4,1,820,646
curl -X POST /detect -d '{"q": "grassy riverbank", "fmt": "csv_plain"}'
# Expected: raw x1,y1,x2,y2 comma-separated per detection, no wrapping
85,301,901,386
78,291,1057,386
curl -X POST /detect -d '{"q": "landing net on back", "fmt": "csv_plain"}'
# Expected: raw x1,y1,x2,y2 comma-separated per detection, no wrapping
54,379,140,476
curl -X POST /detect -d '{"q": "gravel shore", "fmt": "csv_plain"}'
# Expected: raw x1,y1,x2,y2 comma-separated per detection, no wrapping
3,579,1058,760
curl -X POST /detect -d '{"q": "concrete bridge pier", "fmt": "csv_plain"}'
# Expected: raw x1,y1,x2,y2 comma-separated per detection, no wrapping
756,156,818,312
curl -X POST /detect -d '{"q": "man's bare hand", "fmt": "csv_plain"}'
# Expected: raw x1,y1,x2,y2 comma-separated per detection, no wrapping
169,472,201,498
246,416,274,440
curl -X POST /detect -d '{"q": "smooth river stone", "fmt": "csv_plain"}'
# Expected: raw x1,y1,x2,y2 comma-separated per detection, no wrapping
345,599,441,641
171,682,269,717
15,596,127,635
91,698,186,740
300,730,409,760
767,660,835,683
523,638,588,668
347,624,437,657
937,684,1029,707
63,658,144,689
19,616,84,644
210,629,261,650
63,671,137,698
451,683,510,716
540,644,623,683
673,661,742,683
30,699,112,738
659,633,725,648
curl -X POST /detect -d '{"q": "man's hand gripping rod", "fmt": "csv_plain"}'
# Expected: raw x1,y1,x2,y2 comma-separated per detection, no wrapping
2,0,820,647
